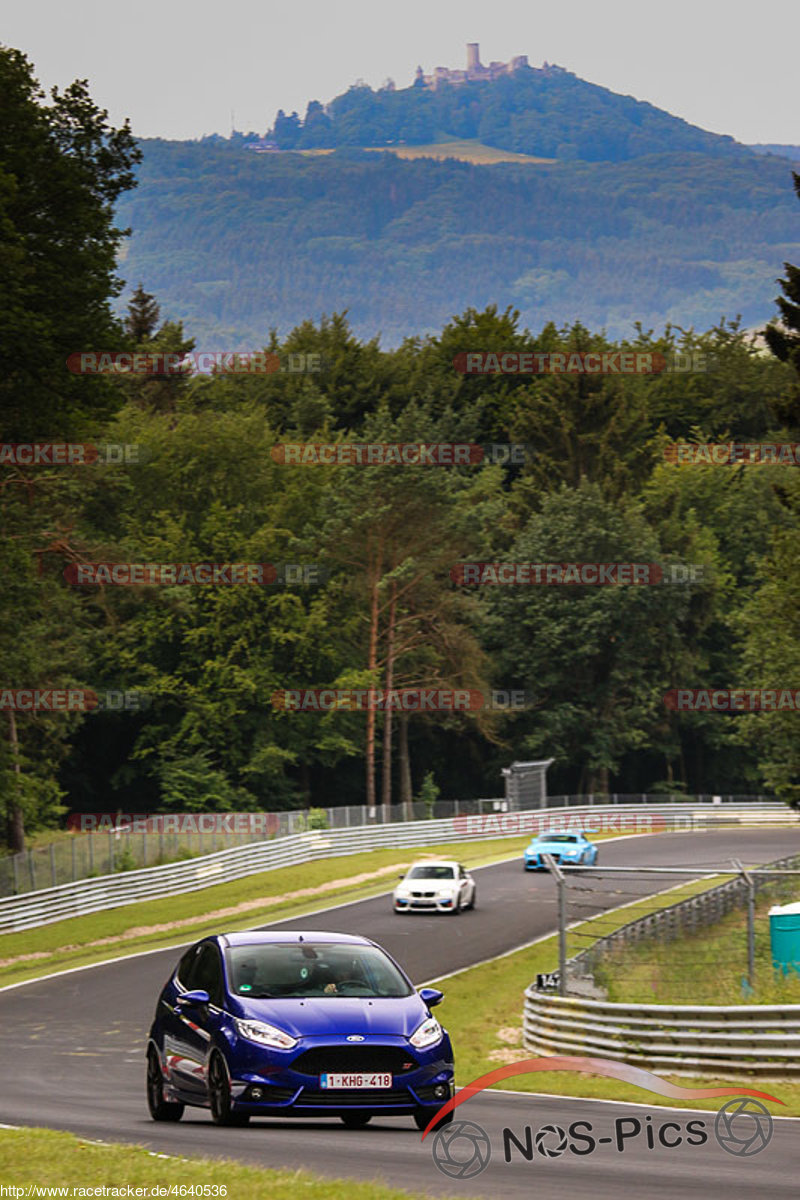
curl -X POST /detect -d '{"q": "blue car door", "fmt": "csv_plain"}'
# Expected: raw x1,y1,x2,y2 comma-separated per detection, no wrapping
166,942,225,1099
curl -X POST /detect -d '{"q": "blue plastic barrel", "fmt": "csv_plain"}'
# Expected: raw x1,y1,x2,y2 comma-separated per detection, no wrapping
769,901,800,976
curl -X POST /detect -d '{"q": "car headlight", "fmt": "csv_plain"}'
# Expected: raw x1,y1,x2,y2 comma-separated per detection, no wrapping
410,1016,443,1049
234,1018,297,1049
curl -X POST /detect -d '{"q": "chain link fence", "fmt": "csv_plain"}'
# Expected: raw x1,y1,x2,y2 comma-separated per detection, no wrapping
0,792,778,898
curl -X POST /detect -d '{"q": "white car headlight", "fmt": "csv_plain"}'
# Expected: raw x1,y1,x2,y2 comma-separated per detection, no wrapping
234,1018,297,1049
410,1016,443,1049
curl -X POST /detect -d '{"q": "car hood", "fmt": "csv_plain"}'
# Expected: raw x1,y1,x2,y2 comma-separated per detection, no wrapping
397,878,455,889
232,993,428,1039
527,840,583,853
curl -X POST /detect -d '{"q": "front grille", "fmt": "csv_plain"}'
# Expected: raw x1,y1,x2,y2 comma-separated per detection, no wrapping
293,1046,419,1075
411,891,435,898
297,1088,411,1107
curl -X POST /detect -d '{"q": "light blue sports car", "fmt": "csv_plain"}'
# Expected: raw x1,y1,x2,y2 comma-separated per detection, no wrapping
524,831,599,870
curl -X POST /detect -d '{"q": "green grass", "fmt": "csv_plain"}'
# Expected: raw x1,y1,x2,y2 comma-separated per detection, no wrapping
594,882,800,1005
0,836,535,989
0,1127,461,1199
436,874,800,1114
300,139,555,164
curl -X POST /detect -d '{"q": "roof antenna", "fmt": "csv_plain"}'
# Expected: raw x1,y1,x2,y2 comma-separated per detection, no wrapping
298,934,304,941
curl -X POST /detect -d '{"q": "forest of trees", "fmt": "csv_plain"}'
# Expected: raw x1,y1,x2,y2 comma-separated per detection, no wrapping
2,46,800,852
115,137,800,347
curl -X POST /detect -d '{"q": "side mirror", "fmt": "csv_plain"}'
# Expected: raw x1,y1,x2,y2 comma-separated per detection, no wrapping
398,874,406,880
175,989,210,1010
419,987,443,1009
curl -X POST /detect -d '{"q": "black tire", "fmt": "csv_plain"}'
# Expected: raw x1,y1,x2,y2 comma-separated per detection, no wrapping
467,888,476,910
340,1112,372,1129
208,1051,249,1126
146,1045,184,1122
452,894,462,915
414,1106,454,1131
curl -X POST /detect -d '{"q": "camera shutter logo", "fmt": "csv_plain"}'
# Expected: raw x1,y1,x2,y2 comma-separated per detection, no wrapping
535,1123,568,1157
431,1120,491,1179
714,1098,773,1157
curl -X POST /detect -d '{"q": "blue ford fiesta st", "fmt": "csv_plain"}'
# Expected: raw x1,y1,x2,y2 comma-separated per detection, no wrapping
146,931,455,1130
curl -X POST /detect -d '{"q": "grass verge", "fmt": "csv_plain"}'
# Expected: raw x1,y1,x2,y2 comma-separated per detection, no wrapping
435,874,800,1114
594,883,800,1005
0,1127,459,1199
0,836,542,989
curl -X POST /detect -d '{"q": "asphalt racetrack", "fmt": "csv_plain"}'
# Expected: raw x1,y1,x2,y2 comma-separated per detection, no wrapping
1,829,799,1198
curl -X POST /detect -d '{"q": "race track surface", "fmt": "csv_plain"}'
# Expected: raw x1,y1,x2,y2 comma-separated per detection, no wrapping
1,829,798,1199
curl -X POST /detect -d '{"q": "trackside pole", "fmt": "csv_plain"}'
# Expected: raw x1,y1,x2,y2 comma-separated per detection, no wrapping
733,858,756,988
544,854,567,996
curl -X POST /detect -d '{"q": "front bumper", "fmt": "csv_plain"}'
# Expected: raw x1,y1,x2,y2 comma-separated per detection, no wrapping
524,854,582,870
394,892,456,911
229,1073,454,1116
225,1035,454,1116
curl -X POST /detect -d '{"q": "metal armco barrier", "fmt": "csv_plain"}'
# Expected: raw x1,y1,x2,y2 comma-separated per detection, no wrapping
523,990,800,1076
0,802,796,934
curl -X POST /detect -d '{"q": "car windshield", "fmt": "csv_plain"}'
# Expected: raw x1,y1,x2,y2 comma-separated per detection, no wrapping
407,865,455,879
536,834,580,843
227,942,414,999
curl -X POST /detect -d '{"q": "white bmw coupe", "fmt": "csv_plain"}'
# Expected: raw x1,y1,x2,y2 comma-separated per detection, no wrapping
393,860,476,914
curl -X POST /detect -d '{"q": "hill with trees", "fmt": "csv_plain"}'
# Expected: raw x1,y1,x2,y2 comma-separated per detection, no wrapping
115,137,800,346
268,65,748,163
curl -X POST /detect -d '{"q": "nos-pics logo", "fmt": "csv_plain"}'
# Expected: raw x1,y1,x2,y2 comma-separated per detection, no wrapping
432,1099,774,1179
423,1056,781,1179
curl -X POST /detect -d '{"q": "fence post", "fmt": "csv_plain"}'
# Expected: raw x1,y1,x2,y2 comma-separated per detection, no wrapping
71,837,77,882
733,859,756,988
50,843,56,887
12,853,19,894
28,850,35,891
109,831,114,873
544,855,567,997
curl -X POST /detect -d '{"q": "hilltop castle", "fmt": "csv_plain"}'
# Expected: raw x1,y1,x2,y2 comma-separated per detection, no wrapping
414,43,529,89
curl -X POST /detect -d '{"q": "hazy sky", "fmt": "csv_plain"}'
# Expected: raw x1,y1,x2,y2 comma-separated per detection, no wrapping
3,0,798,144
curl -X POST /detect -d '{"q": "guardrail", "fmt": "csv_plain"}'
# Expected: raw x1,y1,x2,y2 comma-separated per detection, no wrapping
524,852,800,1077
523,990,800,1076
0,802,796,934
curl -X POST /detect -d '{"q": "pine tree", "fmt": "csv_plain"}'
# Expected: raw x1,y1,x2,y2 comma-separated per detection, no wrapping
763,171,800,430
125,283,161,341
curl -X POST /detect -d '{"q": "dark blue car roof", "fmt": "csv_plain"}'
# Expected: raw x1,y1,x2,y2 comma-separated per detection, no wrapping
217,930,374,948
